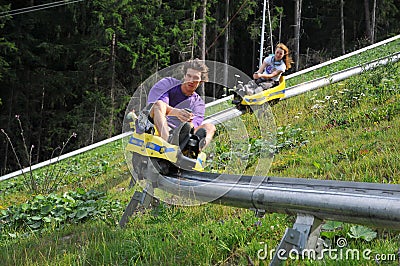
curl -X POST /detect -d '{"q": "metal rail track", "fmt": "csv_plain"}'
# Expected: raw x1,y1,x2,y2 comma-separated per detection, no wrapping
157,170,400,229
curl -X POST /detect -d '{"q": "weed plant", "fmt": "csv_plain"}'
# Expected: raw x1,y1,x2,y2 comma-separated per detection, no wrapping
1,115,77,194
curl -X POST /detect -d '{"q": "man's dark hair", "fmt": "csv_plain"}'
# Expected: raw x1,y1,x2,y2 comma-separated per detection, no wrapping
183,58,209,82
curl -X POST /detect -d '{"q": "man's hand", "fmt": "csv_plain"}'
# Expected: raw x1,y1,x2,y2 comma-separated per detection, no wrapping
170,108,193,122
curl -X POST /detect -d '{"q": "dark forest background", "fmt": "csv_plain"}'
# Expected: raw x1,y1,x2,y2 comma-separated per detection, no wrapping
1,0,399,174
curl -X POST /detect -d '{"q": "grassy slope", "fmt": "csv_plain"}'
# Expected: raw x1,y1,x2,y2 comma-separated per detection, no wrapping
1,53,400,265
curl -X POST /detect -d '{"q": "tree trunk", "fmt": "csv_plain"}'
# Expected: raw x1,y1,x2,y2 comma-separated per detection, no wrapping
294,0,302,71
371,0,377,43
259,0,267,66
36,86,45,164
191,10,196,59
91,77,99,144
213,8,218,99
91,104,97,144
364,0,372,43
267,0,274,54
340,0,345,54
201,0,207,61
109,31,116,138
3,87,15,174
278,8,283,44
223,0,229,89
252,39,256,71
197,0,207,98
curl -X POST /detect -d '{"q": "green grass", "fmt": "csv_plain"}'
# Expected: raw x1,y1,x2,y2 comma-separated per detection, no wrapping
1,47,400,265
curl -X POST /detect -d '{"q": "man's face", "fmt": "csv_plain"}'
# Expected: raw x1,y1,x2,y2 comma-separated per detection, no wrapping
181,68,202,96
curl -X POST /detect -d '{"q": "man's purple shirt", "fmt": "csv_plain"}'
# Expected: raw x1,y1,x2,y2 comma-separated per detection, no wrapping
147,77,205,128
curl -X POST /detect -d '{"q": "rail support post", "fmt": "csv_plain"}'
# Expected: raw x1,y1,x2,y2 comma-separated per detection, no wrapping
119,158,160,228
270,213,322,265
119,183,157,228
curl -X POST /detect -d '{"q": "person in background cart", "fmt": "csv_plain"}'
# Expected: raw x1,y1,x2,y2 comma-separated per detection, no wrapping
238,43,294,95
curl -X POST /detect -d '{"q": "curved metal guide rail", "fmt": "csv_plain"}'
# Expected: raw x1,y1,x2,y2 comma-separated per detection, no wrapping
158,170,400,229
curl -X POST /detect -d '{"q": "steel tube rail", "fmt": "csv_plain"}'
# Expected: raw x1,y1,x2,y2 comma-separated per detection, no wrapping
202,107,245,125
157,171,400,229
0,132,132,182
